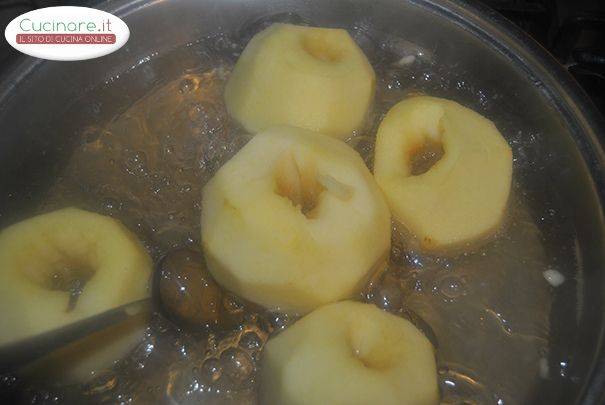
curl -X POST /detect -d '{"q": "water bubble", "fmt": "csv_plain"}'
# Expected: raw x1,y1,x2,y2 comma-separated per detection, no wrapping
239,331,263,351
179,77,199,94
163,143,174,156
102,197,122,214
0,374,18,389
123,150,148,176
404,250,425,268
455,80,468,91
374,273,404,313
385,72,404,91
202,358,222,383
166,363,206,402
220,348,254,385
268,312,295,334
436,275,467,302
245,312,273,337
24,389,62,404
223,294,245,315
103,198,116,210
150,170,170,185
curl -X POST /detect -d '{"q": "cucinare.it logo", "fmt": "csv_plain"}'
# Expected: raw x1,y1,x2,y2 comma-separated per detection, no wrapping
4,6,129,61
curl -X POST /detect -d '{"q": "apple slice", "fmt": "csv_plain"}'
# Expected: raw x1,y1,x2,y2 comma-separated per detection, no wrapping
374,96,513,251
259,301,439,405
201,126,390,314
225,24,375,139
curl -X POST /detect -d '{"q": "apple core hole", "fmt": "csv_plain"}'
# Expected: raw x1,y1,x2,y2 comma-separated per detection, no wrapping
23,257,95,312
274,152,324,218
347,329,391,371
351,345,391,371
301,34,344,63
408,139,444,176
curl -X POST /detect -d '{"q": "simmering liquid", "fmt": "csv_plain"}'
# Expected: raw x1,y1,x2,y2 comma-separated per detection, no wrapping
0,15,576,404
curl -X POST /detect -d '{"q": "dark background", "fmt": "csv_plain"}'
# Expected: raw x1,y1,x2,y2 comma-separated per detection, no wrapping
0,0,604,111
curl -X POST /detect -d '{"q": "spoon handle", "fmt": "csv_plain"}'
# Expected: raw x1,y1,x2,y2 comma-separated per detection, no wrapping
0,298,150,372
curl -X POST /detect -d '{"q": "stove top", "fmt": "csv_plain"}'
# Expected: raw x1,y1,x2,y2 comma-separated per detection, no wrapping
486,0,605,112
0,0,604,113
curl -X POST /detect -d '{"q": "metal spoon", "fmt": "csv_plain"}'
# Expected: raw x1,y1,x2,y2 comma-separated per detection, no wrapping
0,298,151,373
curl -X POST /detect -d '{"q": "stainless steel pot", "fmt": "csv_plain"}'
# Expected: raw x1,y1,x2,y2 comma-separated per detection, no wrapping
0,0,604,403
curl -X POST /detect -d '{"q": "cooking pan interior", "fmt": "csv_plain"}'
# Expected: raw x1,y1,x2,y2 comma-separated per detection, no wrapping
0,0,604,403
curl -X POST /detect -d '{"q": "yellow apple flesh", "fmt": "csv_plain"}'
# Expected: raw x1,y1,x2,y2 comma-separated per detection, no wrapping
225,24,375,139
260,301,439,405
0,208,152,381
374,96,512,251
201,126,390,314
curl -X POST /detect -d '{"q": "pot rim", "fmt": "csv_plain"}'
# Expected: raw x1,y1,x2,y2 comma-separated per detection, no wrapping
419,1,605,403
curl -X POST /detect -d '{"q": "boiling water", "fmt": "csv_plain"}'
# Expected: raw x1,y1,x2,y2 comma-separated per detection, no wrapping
0,15,577,404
